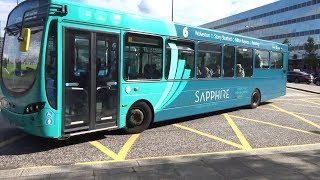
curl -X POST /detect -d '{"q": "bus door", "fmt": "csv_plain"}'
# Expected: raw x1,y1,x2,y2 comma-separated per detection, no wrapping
63,28,119,134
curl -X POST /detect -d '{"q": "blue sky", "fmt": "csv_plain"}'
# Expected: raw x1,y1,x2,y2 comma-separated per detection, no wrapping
0,0,278,34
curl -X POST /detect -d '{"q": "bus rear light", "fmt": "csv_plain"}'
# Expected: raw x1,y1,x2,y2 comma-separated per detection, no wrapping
24,102,45,114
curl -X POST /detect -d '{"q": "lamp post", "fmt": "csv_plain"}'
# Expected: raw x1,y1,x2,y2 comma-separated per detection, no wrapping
17,0,19,5
171,0,174,22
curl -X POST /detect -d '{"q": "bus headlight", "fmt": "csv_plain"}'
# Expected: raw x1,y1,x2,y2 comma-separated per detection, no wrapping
24,102,45,114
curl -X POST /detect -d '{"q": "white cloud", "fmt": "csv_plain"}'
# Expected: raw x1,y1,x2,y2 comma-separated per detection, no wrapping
79,0,278,25
0,0,16,30
0,0,278,36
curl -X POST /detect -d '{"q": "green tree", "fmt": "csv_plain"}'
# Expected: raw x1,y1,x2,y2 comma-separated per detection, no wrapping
282,38,291,46
303,37,318,69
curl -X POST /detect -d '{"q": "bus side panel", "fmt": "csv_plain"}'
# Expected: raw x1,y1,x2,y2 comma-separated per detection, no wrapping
153,79,253,122
120,75,286,125
253,69,286,102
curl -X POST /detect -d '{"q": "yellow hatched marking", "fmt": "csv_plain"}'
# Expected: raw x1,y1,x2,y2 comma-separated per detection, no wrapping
269,104,320,129
272,102,320,109
273,98,320,101
0,134,26,148
90,134,140,161
224,113,252,150
17,166,55,170
306,98,320,100
76,142,320,166
117,134,140,160
229,115,320,136
300,99,320,106
90,141,119,160
287,88,315,94
173,124,244,149
259,107,320,119
272,99,295,101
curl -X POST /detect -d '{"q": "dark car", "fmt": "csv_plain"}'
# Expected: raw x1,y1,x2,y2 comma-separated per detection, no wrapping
314,76,320,86
301,69,319,78
287,71,314,84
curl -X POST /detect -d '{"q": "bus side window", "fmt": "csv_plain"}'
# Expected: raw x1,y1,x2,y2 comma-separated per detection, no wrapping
270,51,283,69
223,45,235,77
197,42,222,79
45,20,57,109
166,40,195,79
255,49,270,69
236,47,253,77
124,33,163,80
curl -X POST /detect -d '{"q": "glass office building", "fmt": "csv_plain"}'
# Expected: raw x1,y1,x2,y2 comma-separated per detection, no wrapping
201,0,320,70
0,37,3,57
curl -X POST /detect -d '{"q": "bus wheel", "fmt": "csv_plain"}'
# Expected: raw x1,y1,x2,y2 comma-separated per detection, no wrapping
250,90,261,109
124,102,152,134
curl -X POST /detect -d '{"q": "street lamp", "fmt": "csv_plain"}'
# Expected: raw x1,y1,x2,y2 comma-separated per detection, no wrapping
171,0,174,22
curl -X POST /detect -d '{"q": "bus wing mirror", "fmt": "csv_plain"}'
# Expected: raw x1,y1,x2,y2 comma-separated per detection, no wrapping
19,28,31,52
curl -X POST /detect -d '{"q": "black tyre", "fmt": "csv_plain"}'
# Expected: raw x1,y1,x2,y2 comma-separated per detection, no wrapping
306,81,311,84
294,78,300,83
250,89,261,109
316,80,320,86
124,102,152,134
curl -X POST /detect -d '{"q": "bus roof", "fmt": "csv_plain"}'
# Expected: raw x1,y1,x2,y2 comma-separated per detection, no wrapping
50,0,287,52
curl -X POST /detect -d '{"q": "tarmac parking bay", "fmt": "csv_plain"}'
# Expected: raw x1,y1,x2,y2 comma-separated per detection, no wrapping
0,88,319,170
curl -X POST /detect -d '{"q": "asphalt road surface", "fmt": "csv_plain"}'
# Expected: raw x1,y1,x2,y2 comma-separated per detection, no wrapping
0,88,319,170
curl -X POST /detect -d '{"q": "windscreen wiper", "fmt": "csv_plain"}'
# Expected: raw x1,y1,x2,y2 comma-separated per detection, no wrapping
4,24,21,36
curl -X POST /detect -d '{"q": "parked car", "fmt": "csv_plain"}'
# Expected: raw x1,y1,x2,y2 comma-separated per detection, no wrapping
301,69,319,78
287,71,314,84
314,76,320,86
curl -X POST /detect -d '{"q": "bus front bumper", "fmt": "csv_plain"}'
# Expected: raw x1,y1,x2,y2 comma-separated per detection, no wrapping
0,106,60,138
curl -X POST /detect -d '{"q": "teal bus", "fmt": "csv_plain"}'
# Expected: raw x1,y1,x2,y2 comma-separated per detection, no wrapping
0,0,288,139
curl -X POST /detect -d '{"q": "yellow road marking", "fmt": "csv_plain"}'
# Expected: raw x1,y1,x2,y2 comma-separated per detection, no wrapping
0,134,26,148
271,102,320,109
90,141,119,160
90,134,140,161
173,124,243,149
287,88,315,94
17,166,56,170
259,107,320,119
229,115,320,136
273,98,320,101
270,104,320,129
300,99,320,106
259,107,281,111
117,134,140,160
272,99,295,101
223,113,252,150
76,142,320,166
